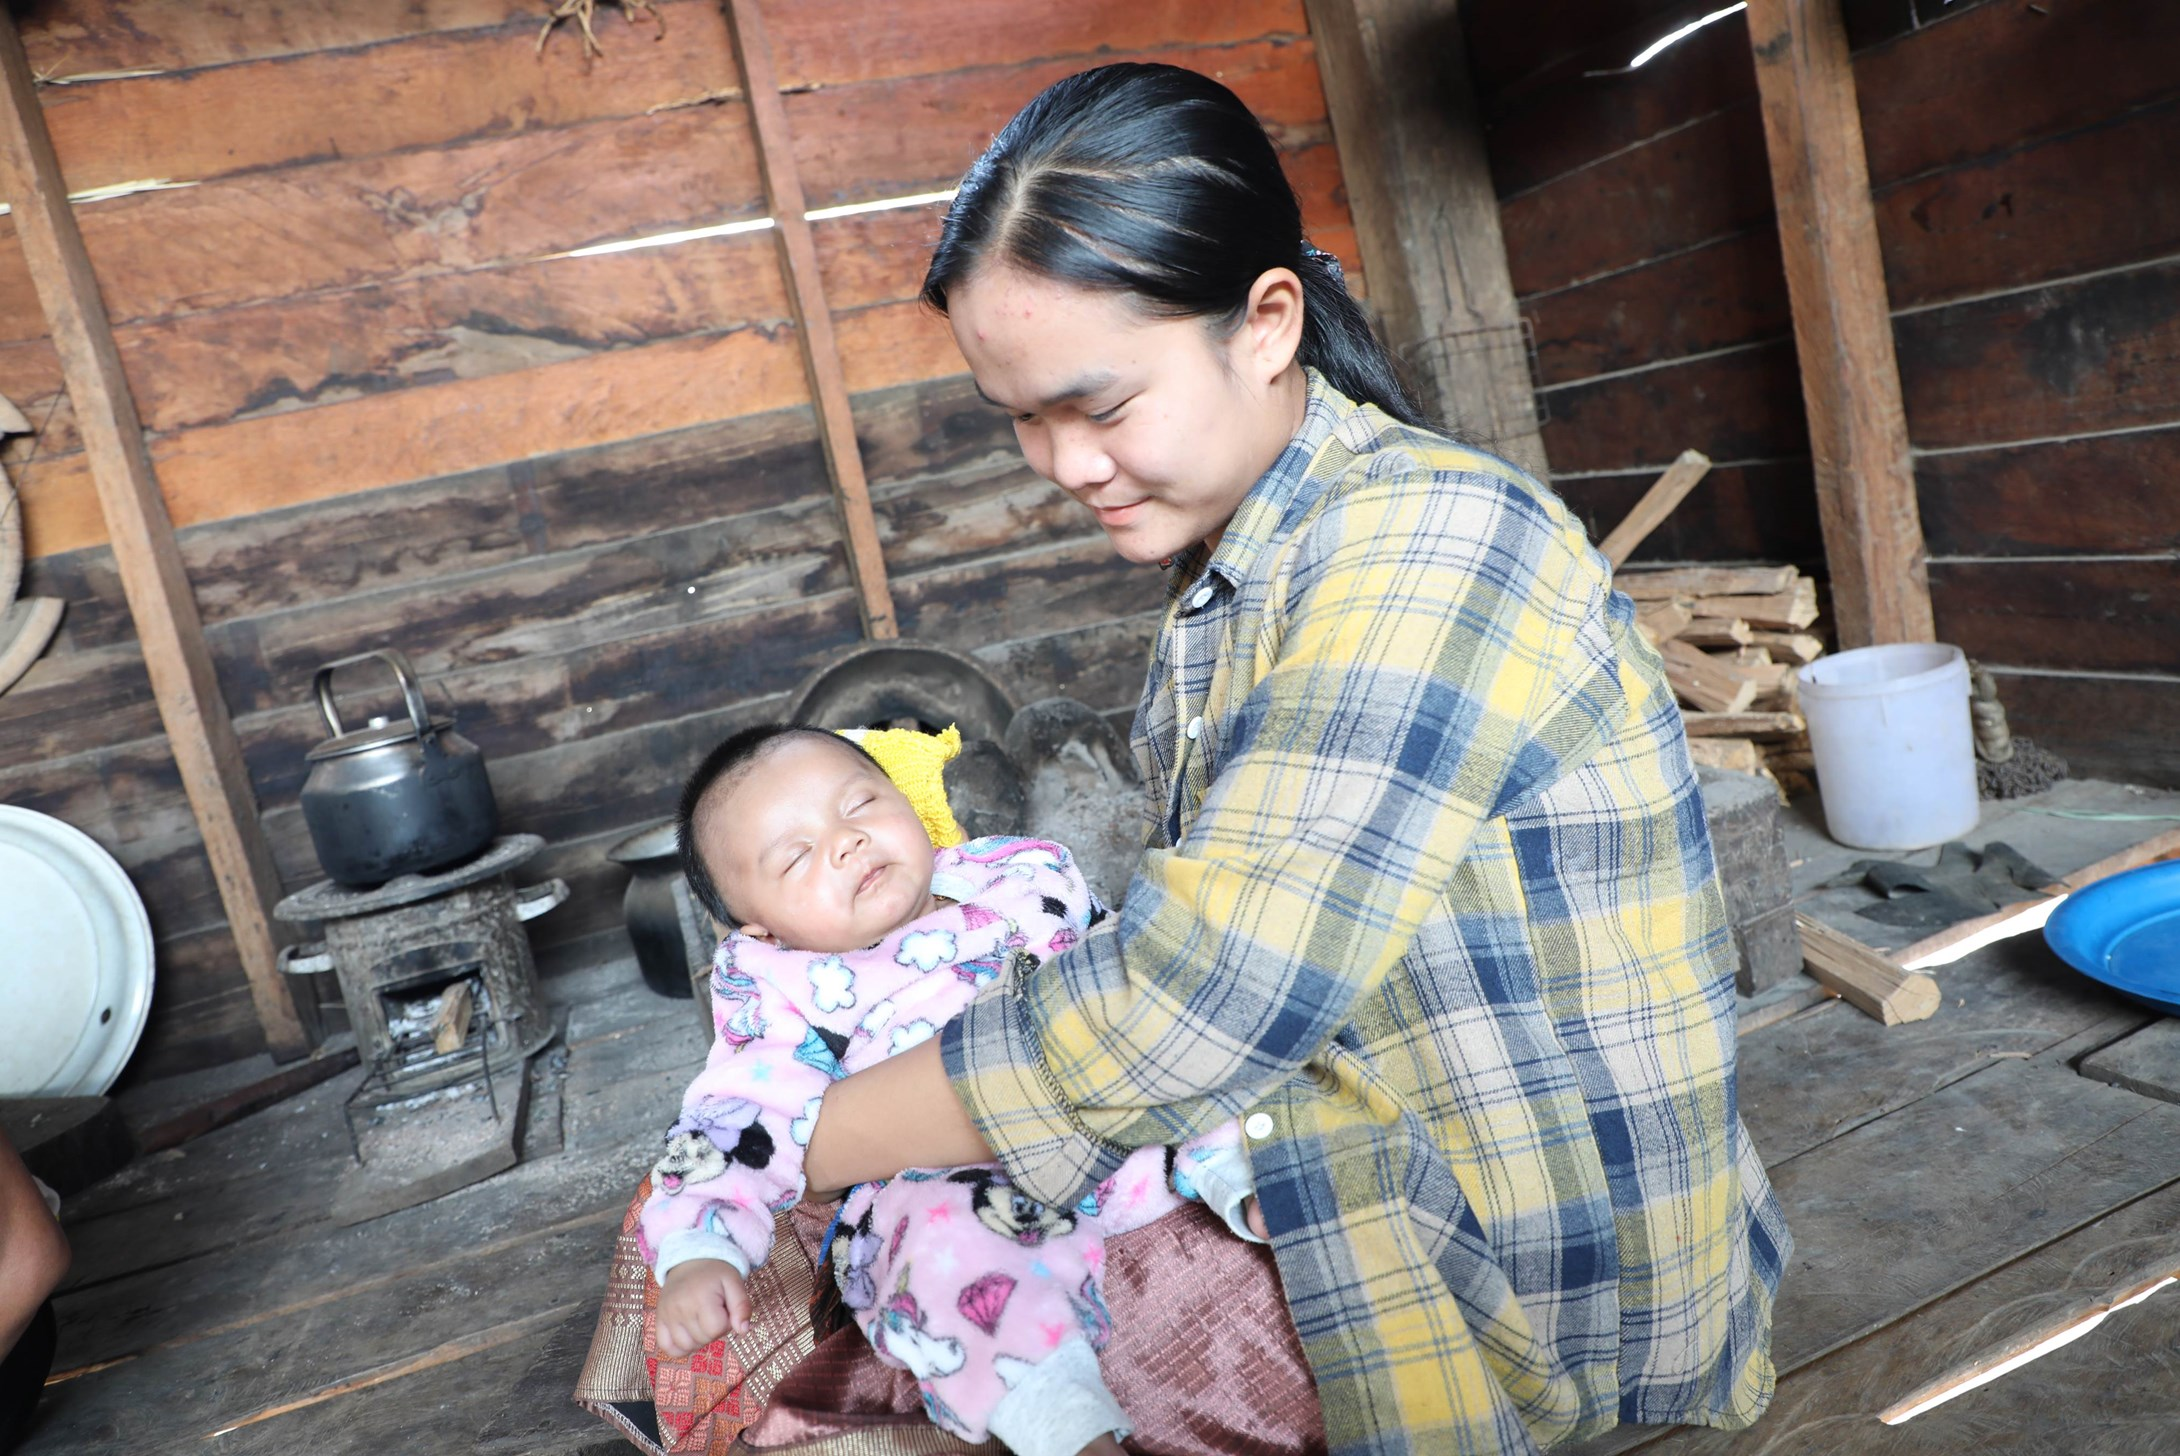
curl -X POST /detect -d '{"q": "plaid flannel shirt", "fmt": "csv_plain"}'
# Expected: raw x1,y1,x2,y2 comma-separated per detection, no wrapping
941,372,1788,1454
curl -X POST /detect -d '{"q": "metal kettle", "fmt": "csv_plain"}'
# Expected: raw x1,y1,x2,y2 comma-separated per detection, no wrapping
300,649,499,887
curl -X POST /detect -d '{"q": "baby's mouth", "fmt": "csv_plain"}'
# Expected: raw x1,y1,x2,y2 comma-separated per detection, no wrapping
856,864,887,896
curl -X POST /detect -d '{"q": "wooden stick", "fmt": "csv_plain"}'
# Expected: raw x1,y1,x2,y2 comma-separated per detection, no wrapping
1687,736,1765,776
1880,1262,2180,1425
723,0,897,641
1747,0,1934,649
1750,629,1825,664
1617,564,1798,599
1797,912,1940,1024
136,1045,361,1155
1634,598,1693,648
1660,638,1758,714
1597,449,1712,568
431,982,475,1055
1897,828,2180,970
1694,577,1820,629
0,15,307,1058
1680,616,1754,647
1682,709,1806,737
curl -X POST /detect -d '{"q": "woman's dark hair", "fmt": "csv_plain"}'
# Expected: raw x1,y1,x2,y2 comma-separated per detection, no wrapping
675,723,883,929
920,62,1429,429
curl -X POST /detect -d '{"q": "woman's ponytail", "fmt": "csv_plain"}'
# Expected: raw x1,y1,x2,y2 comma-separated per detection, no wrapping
921,63,1434,432
1293,249,1429,429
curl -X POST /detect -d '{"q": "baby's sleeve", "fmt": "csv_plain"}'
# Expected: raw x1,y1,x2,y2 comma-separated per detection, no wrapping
636,940,848,1282
939,837,1100,964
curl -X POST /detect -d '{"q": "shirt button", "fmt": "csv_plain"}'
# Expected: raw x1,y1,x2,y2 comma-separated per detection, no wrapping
1185,716,1203,741
1245,1112,1275,1140
1189,585,1214,609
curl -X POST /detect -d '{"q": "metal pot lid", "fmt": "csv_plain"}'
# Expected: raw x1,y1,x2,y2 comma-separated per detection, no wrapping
305,713,459,762
607,819,680,866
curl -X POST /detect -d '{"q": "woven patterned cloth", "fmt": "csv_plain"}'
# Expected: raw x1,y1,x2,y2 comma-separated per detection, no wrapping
576,1178,1327,1454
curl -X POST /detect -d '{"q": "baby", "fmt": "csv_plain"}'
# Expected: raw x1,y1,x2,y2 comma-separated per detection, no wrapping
639,724,1258,1456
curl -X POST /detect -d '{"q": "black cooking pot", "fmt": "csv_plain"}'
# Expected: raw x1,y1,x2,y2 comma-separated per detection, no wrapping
300,649,498,887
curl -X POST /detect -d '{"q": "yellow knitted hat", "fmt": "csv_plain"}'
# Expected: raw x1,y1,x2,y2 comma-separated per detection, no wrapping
835,724,966,847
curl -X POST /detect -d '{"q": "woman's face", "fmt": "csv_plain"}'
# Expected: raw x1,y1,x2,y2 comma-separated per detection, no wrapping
947,262,1307,565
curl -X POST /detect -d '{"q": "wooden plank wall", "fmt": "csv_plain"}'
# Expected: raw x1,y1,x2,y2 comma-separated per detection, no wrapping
1467,0,2180,784
0,0,1353,1079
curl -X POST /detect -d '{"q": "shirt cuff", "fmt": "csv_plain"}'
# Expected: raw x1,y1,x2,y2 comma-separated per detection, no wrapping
654,1228,752,1284
940,976,1131,1210
1179,1141,1266,1245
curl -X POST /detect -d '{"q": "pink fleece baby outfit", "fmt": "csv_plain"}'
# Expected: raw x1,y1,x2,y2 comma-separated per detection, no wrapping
638,837,1253,1456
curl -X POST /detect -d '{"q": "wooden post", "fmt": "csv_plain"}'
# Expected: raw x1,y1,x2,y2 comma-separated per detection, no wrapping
1747,0,1935,648
1303,0,1549,478
722,0,898,640
0,15,308,1058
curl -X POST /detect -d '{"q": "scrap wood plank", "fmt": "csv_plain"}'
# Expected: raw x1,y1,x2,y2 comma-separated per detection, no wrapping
0,12,307,1058
1897,827,2180,970
1693,575,1820,629
1797,912,1939,1024
1660,638,1758,714
1616,563,1799,600
1678,616,1753,647
1750,629,1824,663
1596,448,1711,568
1681,709,1805,738
1634,598,1693,647
1625,1177,2180,1454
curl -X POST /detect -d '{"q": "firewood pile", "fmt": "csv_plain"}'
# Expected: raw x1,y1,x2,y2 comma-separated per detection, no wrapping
1594,449,1822,800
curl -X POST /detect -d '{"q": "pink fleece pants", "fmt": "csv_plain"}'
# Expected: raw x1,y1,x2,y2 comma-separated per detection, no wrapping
833,1149,1187,1446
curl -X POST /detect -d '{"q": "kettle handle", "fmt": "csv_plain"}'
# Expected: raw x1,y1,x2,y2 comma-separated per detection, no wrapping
313,649,436,741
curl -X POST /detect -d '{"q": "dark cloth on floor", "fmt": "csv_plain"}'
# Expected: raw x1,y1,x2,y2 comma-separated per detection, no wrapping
0,1301,56,1455
1823,841,2057,930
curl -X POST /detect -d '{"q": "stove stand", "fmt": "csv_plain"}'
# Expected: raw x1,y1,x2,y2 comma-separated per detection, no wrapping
276,834,567,1163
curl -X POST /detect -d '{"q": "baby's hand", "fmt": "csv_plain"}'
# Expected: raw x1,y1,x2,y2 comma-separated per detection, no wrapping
657,1259,751,1358
1243,1195,1268,1241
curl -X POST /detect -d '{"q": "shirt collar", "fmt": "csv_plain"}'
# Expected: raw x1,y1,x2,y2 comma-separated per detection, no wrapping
1167,368,1349,608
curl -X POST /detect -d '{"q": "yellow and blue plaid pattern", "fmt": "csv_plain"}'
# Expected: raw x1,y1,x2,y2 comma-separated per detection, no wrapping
942,372,1787,1454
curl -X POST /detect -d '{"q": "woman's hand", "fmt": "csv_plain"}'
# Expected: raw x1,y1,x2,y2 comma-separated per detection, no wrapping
803,1037,995,1196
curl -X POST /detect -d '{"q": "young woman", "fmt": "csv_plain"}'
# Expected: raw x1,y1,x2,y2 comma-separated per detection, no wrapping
802,62,1789,1454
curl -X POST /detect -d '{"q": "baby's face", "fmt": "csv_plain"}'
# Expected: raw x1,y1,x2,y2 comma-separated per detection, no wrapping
699,734,938,953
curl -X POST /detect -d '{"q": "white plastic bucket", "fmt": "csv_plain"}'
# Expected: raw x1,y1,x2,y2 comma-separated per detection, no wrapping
1796,643,1979,851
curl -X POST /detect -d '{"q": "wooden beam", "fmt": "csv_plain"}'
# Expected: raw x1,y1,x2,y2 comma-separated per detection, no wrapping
722,0,897,641
1597,448,1711,569
1797,912,1940,1025
1303,0,1548,478
0,14,308,1059
1746,0,1934,648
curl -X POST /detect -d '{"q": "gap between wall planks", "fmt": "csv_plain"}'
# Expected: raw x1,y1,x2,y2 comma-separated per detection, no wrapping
1745,0,1934,649
722,0,897,640
1302,0,1548,478
0,15,308,1058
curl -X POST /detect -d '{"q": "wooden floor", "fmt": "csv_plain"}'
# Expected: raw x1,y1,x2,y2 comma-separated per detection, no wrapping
22,781,2180,1455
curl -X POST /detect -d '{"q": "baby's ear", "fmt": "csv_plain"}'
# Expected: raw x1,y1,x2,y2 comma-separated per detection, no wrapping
738,922,776,946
